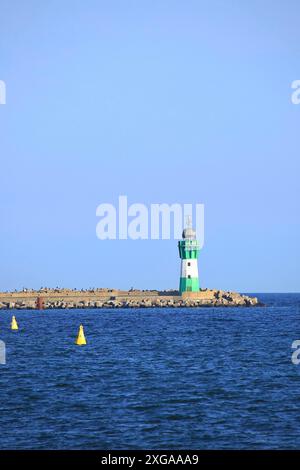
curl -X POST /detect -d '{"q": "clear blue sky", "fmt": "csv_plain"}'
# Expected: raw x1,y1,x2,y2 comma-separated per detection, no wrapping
0,0,299,292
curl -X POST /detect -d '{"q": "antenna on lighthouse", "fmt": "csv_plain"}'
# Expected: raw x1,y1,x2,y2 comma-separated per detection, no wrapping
186,214,192,229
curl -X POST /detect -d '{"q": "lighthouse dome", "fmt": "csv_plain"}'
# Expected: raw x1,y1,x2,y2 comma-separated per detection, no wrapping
182,227,196,239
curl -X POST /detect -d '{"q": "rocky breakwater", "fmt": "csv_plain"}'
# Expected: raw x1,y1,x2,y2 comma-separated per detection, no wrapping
0,289,261,309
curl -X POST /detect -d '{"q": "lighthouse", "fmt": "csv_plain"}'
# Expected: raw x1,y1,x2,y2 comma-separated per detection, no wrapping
178,219,200,294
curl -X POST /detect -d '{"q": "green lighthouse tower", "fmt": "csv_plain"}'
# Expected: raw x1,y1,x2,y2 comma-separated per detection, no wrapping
178,219,200,294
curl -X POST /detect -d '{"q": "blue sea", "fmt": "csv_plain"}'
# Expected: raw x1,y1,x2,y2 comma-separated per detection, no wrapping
0,293,300,450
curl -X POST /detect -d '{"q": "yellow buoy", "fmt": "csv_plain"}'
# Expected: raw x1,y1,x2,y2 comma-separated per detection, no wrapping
11,315,18,330
75,324,86,345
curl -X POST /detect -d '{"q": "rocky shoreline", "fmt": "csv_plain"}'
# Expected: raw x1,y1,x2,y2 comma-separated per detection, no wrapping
0,288,262,309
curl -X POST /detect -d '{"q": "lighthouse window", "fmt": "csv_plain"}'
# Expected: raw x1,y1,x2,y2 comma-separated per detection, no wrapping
188,262,191,266
188,275,191,279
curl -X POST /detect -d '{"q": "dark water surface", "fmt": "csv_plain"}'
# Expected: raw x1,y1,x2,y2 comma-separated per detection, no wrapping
0,293,300,449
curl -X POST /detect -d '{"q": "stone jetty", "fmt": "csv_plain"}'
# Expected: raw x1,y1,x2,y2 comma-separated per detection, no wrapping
0,288,261,310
